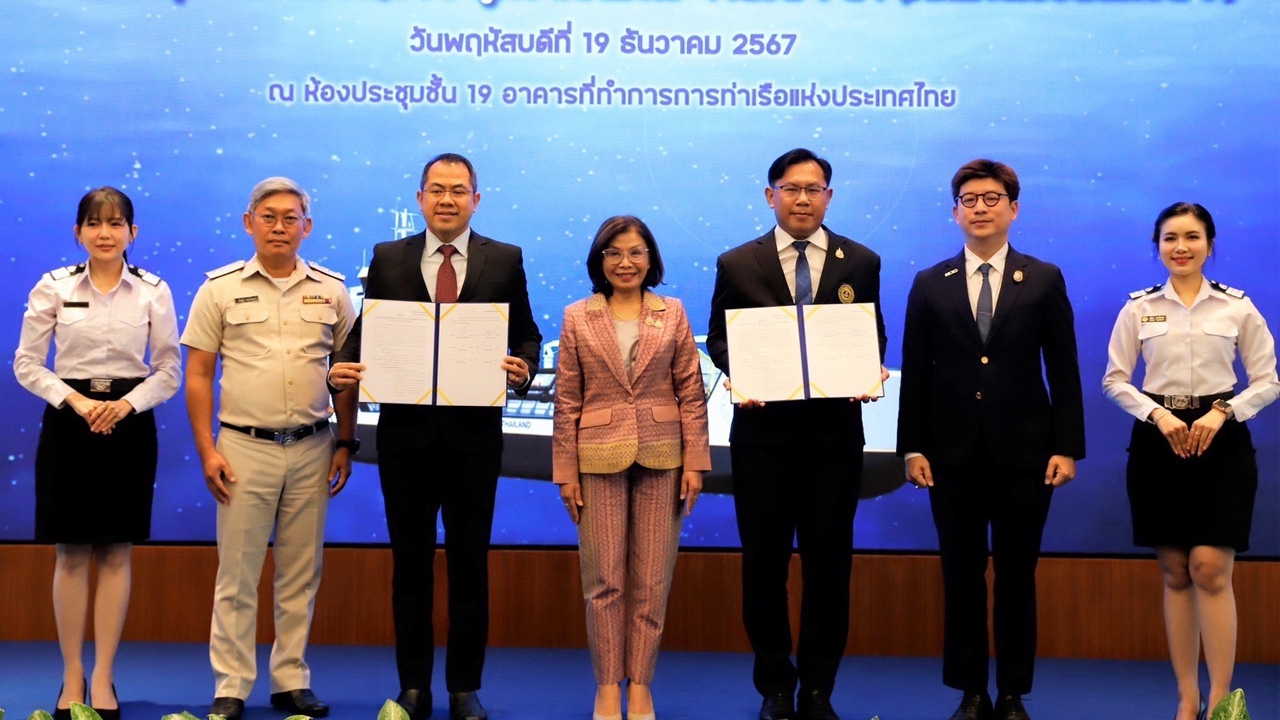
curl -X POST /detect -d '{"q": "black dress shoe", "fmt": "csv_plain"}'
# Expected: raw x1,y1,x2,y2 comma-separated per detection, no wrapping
54,677,87,720
209,696,245,720
993,695,1030,720
797,690,840,720
448,691,487,720
948,692,994,720
93,683,121,720
396,688,432,720
271,688,330,717
760,693,797,720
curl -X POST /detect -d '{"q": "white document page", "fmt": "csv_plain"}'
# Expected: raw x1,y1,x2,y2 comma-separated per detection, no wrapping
803,303,884,399
359,300,436,405
435,302,510,407
724,305,805,403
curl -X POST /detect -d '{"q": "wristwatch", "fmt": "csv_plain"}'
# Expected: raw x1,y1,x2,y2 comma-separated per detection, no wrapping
335,438,362,453
1211,399,1235,419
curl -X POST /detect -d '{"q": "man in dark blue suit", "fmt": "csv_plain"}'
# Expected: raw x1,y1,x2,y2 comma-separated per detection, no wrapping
329,153,541,720
896,159,1085,720
707,149,888,720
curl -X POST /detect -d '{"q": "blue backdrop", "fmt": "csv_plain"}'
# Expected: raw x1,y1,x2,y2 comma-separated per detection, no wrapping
2,0,1276,555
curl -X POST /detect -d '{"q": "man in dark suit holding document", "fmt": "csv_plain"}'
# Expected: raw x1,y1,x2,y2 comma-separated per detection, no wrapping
328,153,541,720
706,148,887,720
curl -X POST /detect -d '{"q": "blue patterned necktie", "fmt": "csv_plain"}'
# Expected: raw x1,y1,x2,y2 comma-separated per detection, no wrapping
793,240,812,305
977,262,993,343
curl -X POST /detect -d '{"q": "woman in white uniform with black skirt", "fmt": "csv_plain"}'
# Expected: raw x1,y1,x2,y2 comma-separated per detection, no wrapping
14,187,182,720
1103,202,1279,720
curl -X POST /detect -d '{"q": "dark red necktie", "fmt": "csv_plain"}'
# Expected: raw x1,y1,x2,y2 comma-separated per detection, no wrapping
436,243,458,303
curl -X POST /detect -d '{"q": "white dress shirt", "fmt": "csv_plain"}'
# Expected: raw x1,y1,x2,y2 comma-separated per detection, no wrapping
421,229,472,300
14,264,182,412
774,225,827,303
965,242,1009,319
1103,277,1279,423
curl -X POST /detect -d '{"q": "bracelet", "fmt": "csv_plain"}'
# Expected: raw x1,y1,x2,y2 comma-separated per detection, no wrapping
1149,409,1171,425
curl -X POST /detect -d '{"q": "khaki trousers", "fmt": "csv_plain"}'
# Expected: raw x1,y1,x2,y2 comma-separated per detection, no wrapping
210,428,332,699
577,465,682,684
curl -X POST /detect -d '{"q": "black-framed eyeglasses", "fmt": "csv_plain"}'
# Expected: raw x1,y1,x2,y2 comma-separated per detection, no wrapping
254,213,304,228
956,192,1009,208
602,247,649,264
774,184,829,200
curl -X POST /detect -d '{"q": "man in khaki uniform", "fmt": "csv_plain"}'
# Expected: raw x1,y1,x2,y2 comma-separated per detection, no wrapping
182,177,358,720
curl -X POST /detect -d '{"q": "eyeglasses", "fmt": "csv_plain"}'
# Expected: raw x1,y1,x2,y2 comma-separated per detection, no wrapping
255,213,304,228
423,187,474,201
602,247,649,264
774,185,829,200
956,192,1010,208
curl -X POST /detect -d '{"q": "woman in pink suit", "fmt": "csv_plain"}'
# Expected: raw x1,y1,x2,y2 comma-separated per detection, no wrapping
554,216,711,720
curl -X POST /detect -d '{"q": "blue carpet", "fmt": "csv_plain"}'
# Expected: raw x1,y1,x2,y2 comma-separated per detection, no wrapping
0,643,1276,720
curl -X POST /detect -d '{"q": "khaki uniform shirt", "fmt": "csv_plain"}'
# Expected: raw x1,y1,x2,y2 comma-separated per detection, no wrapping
181,255,356,429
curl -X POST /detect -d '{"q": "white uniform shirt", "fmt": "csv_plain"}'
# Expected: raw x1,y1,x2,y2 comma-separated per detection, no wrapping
14,264,182,412
774,225,827,303
1103,278,1279,422
181,256,356,430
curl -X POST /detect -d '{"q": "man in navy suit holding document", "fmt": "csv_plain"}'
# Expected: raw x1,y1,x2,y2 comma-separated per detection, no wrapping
896,159,1085,720
328,153,541,720
706,148,887,720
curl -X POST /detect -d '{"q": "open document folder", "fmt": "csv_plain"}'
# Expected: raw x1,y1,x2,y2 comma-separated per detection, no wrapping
358,300,510,406
725,303,883,403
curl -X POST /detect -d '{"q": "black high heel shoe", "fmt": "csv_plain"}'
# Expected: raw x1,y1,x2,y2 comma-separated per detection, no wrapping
92,683,121,720
54,677,86,720
1197,694,1208,720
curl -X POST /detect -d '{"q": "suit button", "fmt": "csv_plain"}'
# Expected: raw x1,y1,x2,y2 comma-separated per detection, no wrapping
981,356,989,364
626,397,634,404
975,391,983,400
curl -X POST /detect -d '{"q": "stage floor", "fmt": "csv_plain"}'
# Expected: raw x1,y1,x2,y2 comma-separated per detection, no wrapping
0,643,1276,719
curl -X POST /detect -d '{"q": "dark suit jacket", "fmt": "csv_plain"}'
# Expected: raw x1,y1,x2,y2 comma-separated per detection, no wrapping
334,230,542,454
706,227,887,448
895,245,1085,470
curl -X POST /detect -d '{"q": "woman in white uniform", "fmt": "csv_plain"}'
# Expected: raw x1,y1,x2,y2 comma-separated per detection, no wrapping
1102,202,1278,720
14,187,182,720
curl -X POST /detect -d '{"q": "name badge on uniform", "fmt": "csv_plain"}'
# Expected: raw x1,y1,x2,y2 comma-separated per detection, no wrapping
234,295,259,304
63,301,89,308
302,294,333,305
1141,315,1167,323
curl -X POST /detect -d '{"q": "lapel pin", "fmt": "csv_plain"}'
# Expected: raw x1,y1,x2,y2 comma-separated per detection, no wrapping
835,247,845,259
944,268,959,278
1013,269,1024,283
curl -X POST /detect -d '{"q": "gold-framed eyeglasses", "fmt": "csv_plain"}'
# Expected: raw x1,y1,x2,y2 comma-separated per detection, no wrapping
255,213,304,228
424,187,474,200
774,185,829,200
602,247,649,264
956,192,1010,208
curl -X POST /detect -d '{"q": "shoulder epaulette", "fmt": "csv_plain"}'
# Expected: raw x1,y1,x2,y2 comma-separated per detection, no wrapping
308,261,346,281
128,265,162,286
47,263,86,281
1129,283,1163,300
205,260,246,279
1209,280,1245,299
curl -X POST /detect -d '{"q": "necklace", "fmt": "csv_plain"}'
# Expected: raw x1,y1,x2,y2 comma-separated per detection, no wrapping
609,302,642,321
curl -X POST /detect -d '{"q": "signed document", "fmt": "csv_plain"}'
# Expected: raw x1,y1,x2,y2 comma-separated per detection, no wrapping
359,300,510,406
725,303,883,403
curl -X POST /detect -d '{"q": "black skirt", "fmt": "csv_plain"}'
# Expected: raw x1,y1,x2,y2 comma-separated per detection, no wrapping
34,379,158,544
1126,408,1257,552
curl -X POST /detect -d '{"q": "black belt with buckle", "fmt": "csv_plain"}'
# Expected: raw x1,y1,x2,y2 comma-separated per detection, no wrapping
63,377,146,395
1143,391,1233,411
220,419,329,445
